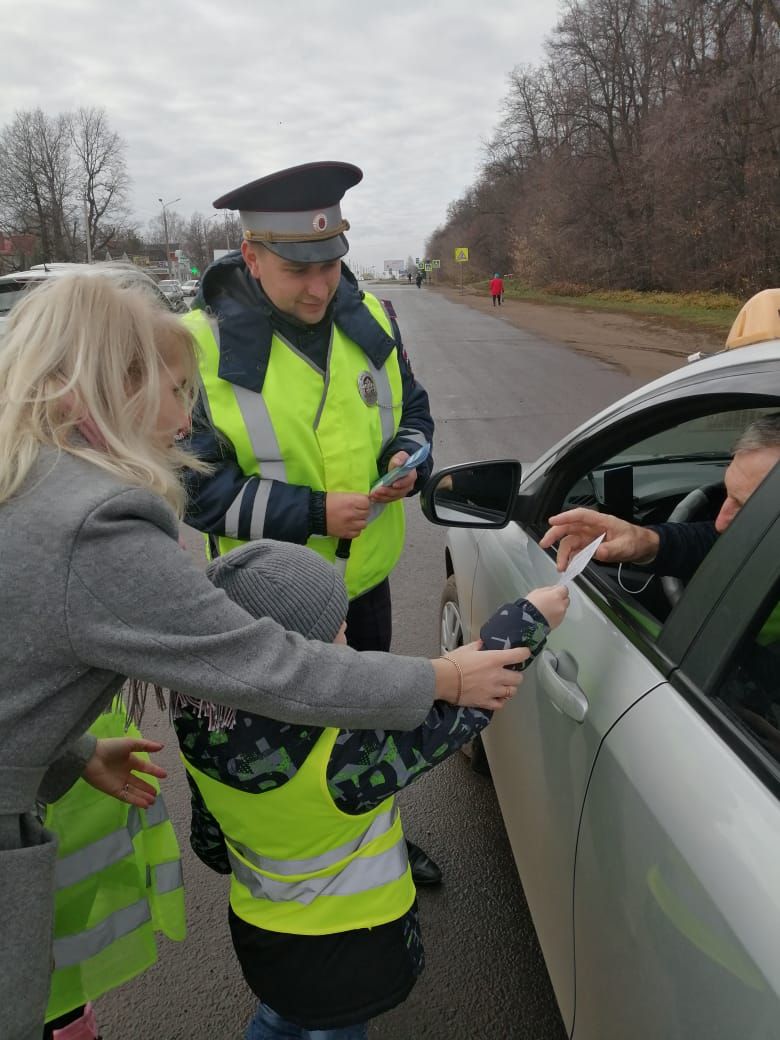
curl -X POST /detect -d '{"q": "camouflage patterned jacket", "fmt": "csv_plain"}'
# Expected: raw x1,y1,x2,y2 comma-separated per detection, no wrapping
174,598,550,874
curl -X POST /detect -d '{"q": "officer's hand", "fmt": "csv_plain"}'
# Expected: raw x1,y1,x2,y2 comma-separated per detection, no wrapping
369,451,417,504
326,492,371,539
539,507,660,571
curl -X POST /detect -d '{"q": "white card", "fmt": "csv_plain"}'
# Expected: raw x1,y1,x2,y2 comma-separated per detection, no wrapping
558,533,605,587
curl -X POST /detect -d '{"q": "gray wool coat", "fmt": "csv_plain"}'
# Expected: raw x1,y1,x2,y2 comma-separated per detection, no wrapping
0,446,435,1040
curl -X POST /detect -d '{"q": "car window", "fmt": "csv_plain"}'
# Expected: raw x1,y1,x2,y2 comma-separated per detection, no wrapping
0,281,32,314
710,585,780,768
557,405,778,640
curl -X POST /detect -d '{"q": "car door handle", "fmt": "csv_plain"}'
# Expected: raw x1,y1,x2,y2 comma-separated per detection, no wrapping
538,649,589,723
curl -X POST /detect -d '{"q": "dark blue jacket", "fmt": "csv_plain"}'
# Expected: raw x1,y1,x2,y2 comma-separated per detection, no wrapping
649,521,719,581
184,253,433,545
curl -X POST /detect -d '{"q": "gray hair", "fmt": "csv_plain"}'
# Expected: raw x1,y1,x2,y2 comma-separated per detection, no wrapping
734,412,780,454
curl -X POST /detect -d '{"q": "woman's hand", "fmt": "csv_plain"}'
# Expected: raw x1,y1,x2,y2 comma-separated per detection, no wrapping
433,641,530,710
83,737,168,808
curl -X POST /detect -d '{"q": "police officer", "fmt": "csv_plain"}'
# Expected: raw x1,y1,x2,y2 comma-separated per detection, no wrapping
184,161,442,885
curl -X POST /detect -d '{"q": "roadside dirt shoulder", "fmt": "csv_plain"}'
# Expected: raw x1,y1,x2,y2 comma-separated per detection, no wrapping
431,284,725,383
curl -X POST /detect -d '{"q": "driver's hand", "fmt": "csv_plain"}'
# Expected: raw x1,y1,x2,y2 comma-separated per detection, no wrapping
540,508,660,571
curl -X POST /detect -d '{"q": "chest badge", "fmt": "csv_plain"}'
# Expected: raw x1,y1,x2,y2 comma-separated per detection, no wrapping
357,371,378,406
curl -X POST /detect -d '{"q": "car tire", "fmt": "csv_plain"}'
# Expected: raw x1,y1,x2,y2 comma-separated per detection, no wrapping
440,575,491,778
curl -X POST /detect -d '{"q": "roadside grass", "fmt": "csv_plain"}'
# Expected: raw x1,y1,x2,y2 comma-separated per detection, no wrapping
468,279,742,332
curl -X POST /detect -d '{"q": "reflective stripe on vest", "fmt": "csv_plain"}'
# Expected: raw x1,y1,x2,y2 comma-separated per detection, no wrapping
52,898,152,969
44,702,185,1023
186,299,406,598
225,804,399,876
54,805,142,889
228,838,408,905
182,727,415,936
153,859,185,894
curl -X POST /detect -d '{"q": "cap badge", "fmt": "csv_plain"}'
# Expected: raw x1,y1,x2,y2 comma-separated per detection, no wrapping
357,371,378,406
313,212,329,233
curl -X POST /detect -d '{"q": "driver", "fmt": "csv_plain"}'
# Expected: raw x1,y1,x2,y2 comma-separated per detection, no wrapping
540,413,780,581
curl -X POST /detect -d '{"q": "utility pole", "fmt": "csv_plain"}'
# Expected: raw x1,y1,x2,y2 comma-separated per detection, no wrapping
158,196,180,278
83,196,93,264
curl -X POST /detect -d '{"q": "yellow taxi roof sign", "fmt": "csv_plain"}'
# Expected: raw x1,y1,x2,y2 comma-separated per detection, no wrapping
725,288,780,349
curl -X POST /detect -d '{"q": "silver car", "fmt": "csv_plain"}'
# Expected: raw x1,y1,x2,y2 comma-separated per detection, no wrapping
157,278,186,308
0,262,182,337
181,279,200,298
423,342,780,1039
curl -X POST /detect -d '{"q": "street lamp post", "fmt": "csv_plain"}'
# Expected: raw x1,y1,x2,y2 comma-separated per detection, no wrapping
158,196,180,278
205,211,231,252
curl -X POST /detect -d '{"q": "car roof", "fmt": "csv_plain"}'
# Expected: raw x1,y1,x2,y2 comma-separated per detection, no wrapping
0,262,179,312
578,340,780,429
1,262,146,283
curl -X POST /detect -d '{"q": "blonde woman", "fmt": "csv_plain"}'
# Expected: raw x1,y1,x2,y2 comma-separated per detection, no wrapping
0,272,529,1040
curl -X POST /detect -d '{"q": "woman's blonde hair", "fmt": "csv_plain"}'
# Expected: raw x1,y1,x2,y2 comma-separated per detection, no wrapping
0,270,207,514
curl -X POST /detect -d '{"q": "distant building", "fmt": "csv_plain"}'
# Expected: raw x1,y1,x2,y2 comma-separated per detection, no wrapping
0,234,38,272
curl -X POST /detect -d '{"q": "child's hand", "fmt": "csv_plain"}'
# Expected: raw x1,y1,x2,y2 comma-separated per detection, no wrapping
526,585,570,630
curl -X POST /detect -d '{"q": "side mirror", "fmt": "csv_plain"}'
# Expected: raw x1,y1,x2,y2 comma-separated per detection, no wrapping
420,460,521,528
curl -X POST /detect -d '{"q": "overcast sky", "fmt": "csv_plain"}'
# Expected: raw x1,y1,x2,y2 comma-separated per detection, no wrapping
3,0,560,271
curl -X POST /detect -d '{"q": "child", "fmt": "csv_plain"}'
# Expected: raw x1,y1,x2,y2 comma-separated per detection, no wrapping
173,540,568,1040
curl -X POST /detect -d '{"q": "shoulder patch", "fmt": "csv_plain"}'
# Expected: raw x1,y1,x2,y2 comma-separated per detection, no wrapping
380,298,397,321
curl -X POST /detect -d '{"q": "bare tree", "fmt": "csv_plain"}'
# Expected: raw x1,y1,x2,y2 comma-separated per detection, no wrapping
0,107,132,263
0,109,75,261
71,107,130,255
146,209,187,247
431,0,780,294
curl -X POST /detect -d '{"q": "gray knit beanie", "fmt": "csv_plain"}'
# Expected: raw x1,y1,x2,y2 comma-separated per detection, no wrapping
206,539,348,642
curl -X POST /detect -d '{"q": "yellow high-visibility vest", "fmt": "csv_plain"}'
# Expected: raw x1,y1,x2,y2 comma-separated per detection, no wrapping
186,293,407,598
183,726,415,936
44,702,185,1022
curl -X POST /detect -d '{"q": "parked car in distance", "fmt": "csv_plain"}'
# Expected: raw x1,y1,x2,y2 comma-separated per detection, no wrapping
157,279,185,307
422,341,780,1039
181,279,200,298
0,262,184,338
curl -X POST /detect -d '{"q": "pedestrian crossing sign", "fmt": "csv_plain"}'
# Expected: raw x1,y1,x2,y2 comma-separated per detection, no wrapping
454,248,469,262
432,259,441,268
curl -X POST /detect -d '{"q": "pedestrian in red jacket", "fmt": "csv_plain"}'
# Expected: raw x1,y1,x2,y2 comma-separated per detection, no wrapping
490,273,504,306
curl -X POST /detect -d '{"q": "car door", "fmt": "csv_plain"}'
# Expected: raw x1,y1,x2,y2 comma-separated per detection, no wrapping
572,464,780,1040
470,396,779,1033
473,520,669,1033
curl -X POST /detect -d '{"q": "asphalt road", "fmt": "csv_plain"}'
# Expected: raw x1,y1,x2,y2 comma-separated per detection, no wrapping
98,284,643,1039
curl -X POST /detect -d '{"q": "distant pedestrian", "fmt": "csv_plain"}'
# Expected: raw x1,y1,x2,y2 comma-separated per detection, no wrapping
407,271,412,284
490,273,504,306
415,270,423,288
